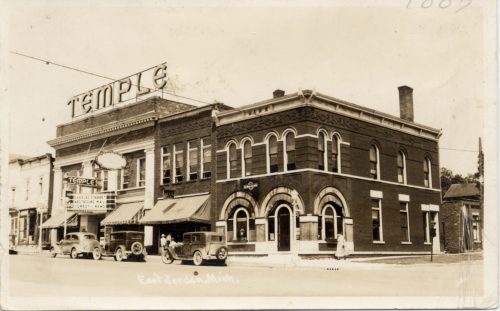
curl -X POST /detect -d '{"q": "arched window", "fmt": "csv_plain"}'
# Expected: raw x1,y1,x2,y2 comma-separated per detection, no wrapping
268,135,279,173
285,132,296,171
397,151,406,184
369,144,380,179
242,140,252,176
228,142,238,179
318,132,327,170
321,204,344,241
424,157,432,188
331,134,340,173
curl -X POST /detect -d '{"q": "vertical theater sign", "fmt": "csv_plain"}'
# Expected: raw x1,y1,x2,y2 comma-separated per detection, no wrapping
67,63,167,118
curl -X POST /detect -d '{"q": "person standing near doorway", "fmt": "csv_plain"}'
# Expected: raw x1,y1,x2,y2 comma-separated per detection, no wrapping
160,234,167,255
166,233,172,247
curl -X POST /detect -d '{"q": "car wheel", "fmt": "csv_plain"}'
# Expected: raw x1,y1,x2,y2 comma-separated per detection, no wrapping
50,247,57,258
193,251,203,266
131,242,144,256
92,247,102,260
161,250,174,264
216,247,228,261
114,247,124,262
70,248,78,259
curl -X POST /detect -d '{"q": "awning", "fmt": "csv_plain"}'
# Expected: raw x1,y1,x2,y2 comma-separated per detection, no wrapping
140,194,211,225
101,202,143,226
41,211,78,228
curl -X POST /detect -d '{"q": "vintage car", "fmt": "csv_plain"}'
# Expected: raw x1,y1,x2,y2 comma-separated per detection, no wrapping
162,232,228,266
50,232,102,260
102,231,146,262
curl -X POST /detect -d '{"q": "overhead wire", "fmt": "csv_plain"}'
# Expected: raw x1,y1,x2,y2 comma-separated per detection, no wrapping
9,50,211,105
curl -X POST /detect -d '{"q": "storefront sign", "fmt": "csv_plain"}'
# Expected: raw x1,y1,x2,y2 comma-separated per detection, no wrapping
242,181,259,191
67,63,167,118
64,176,97,187
96,152,127,170
67,194,110,212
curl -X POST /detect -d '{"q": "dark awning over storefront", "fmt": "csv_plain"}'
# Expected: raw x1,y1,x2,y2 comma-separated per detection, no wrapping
41,211,78,228
139,194,210,225
101,202,143,226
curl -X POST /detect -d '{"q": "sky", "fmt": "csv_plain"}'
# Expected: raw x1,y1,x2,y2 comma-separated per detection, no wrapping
2,0,497,176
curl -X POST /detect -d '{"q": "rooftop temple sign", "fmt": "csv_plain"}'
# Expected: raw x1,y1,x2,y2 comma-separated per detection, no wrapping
67,63,167,118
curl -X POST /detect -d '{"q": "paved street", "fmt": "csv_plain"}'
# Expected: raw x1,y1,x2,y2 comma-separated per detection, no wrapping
7,253,483,298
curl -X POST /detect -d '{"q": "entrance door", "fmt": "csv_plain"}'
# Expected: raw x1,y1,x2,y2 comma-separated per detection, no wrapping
277,207,291,252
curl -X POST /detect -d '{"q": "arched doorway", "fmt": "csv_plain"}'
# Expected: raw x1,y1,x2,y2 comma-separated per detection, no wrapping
276,205,291,251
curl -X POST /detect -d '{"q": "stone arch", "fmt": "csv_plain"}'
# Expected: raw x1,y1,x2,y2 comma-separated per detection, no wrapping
313,187,350,217
259,186,305,217
219,191,258,220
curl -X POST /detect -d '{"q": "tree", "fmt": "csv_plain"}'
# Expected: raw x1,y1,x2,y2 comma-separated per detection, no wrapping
440,167,478,198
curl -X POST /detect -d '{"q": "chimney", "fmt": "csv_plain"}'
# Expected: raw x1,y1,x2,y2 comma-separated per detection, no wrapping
273,89,285,98
398,85,414,122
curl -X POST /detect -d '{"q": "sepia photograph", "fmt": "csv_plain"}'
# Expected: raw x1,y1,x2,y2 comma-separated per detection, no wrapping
0,0,498,309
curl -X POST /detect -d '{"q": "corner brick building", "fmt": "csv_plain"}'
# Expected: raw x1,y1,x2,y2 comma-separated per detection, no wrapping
214,88,442,256
44,83,443,257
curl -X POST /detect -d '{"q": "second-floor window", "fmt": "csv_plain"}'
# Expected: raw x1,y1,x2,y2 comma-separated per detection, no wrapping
95,170,108,191
162,146,171,184
120,162,130,190
188,140,198,181
137,158,146,187
268,135,279,173
369,145,380,180
331,135,340,173
397,151,406,184
424,157,432,188
201,138,212,179
242,140,252,176
318,132,327,170
285,132,296,171
228,142,238,179
174,143,184,183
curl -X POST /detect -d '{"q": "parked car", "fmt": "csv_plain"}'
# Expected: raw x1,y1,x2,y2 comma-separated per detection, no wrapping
50,232,102,260
102,231,146,262
162,232,228,266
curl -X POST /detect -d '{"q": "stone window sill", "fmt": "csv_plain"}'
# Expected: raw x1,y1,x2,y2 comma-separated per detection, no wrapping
372,241,385,244
401,241,412,245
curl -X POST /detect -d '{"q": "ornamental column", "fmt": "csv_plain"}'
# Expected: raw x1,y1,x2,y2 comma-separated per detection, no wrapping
144,145,156,210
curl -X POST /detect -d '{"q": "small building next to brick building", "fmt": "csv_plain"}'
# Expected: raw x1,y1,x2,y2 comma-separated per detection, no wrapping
441,183,482,253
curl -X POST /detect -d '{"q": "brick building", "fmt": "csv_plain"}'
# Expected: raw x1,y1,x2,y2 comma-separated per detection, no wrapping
43,70,442,257
441,183,482,253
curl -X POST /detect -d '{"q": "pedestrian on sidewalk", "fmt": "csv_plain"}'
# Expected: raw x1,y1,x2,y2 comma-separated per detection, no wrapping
336,234,348,260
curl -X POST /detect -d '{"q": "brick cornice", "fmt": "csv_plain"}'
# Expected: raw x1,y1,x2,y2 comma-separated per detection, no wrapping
47,113,158,149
